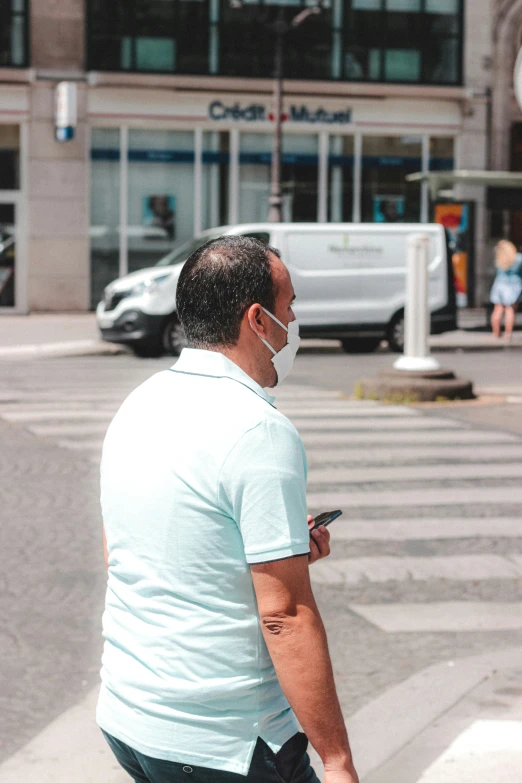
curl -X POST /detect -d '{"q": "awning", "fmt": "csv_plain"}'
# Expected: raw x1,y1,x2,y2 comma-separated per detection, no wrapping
407,170,522,200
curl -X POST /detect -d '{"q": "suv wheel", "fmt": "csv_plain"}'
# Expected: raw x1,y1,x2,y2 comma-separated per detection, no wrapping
387,312,405,353
131,340,163,358
163,316,188,356
341,338,381,354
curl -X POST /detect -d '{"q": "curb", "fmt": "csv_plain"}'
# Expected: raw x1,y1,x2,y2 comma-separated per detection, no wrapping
0,340,127,360
308,646,522,781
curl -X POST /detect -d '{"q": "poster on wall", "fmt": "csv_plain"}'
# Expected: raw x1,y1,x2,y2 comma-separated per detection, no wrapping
373,195,405,223
143,196,176,240
433,202,475,308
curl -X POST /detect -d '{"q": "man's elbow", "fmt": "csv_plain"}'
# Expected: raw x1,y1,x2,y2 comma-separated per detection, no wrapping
261,611,297,636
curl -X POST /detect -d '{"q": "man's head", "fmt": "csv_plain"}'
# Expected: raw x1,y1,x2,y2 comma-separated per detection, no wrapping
176,235,296,388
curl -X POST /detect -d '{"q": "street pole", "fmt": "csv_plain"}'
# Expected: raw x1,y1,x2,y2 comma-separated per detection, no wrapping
268,13,284,223
394,234,441,372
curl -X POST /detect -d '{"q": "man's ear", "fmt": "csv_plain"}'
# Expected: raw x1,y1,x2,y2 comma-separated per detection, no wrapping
247,303,266,336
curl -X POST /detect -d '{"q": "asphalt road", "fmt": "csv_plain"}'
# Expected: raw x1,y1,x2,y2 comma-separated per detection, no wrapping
1,349,522,774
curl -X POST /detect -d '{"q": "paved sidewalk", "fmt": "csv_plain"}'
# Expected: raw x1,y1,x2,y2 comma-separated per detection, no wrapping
1,312,521,359
308,647,522,782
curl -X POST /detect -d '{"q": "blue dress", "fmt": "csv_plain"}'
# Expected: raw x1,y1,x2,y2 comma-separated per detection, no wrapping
490,254,522,306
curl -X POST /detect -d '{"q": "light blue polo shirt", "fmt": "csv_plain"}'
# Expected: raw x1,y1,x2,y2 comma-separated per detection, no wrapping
97,348,310,775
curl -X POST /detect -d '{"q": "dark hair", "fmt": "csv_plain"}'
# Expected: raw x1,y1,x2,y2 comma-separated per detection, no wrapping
176,235,280,348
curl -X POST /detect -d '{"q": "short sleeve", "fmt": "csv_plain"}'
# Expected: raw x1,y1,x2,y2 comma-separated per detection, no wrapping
218,418,310,564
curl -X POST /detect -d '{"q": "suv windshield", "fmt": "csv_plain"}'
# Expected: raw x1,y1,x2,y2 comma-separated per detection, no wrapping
154,233,224,267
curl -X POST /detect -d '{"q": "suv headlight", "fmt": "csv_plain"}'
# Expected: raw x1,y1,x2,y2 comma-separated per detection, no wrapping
129,273,171,298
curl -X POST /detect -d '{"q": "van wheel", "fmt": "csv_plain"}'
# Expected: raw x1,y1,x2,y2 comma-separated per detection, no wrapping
341,338,381,354
387,313,405,353
131,340,163,358
163,316,188,356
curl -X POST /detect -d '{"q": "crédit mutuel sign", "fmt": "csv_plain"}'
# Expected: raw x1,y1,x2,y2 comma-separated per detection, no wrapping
208,101,352,125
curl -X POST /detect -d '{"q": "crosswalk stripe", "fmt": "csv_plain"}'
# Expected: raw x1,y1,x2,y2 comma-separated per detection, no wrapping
27,423,110,437
348,602,522,632
56,439,104,452
331,518,522,541
306,444,522,464
2,409,115,422
307,461,522,484
278,406,418,418
310,554,522,585
307,486,522,508
295,417,463,431
300,429,519,446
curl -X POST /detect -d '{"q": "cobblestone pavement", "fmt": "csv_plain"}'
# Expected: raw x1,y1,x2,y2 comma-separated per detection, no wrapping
1,354,522,776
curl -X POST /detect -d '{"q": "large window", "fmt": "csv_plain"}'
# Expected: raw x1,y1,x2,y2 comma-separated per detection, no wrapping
344,0,462,84
87,0,463,85
361,135,422,222
0,0,28,67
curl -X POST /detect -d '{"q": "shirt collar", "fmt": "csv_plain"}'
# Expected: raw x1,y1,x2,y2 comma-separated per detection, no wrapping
171,348,276,406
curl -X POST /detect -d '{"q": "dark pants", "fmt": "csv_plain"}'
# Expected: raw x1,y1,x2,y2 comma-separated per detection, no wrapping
101,729,320,783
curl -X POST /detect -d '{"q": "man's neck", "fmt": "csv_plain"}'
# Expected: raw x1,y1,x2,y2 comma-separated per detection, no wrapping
208,344,268,389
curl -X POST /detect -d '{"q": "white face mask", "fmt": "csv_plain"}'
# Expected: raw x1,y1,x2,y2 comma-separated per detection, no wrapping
255,306,300,386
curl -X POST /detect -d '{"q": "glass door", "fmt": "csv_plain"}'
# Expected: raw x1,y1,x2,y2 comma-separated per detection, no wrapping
0,201,16,308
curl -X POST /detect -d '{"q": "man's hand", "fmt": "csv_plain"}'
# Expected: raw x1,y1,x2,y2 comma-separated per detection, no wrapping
308,514,331,564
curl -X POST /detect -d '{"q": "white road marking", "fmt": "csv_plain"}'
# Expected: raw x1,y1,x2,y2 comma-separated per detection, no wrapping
301,430,519,445
279,406,418,418
27,423,111,437
307,486,522,508
307,461,522,484
330,518,522,541
310,555,522,585
349,602,522,632
56,439,104,452
306,444,522,464
296,417,462,431
2,409,115,422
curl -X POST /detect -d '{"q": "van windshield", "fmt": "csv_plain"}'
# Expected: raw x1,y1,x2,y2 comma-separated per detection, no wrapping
154,233,224,267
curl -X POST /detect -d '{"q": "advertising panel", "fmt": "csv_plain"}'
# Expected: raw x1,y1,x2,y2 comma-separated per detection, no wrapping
434,201,475,308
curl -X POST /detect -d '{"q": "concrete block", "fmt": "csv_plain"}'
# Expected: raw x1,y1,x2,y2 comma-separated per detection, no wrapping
29,120,87,161
31,17,84,71
28,275,90,311
29,197,88,239
29,160,87,199
27,238,89,278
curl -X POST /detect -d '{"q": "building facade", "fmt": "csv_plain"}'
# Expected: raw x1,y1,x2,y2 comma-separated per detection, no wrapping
0,0,508,312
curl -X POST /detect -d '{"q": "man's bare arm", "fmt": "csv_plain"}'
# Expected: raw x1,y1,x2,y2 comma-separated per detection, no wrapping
250,551,359,783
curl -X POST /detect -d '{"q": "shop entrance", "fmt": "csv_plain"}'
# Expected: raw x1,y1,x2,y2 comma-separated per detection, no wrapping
0,198,17,309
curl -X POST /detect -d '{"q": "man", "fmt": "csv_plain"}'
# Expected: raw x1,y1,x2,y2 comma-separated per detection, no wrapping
98,236,358,783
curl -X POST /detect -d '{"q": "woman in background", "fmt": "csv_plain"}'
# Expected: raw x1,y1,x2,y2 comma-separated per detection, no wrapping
490,240,522,341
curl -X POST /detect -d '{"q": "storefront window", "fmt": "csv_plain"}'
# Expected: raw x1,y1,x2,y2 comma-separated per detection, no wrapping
239,133,272,224
361,136,422,222
0,204,16,308
90,129,120,307
239,133,318,223
0,0,28,67
328,135,354,222
429,137,454,171
0,125,20,190
201,131,229,231
127,130,195,273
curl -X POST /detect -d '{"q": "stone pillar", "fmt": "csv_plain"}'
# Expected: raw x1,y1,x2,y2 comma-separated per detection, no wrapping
26,0,89,311
455,0,494,306
26,82,89,311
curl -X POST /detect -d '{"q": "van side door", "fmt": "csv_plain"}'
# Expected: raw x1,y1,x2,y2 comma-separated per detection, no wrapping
283,229,361,327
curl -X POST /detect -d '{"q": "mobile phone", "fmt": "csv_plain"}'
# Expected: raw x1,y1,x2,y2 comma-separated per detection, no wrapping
310,509,342,534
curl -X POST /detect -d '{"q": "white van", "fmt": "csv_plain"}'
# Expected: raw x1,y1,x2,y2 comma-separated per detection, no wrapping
97,223,456,357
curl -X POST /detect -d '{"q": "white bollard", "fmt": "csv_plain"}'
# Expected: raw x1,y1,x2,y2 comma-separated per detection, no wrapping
394,233,441,372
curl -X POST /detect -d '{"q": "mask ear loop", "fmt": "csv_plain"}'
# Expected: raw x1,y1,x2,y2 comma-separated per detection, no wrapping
261,306,288,333
249,317,277,356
